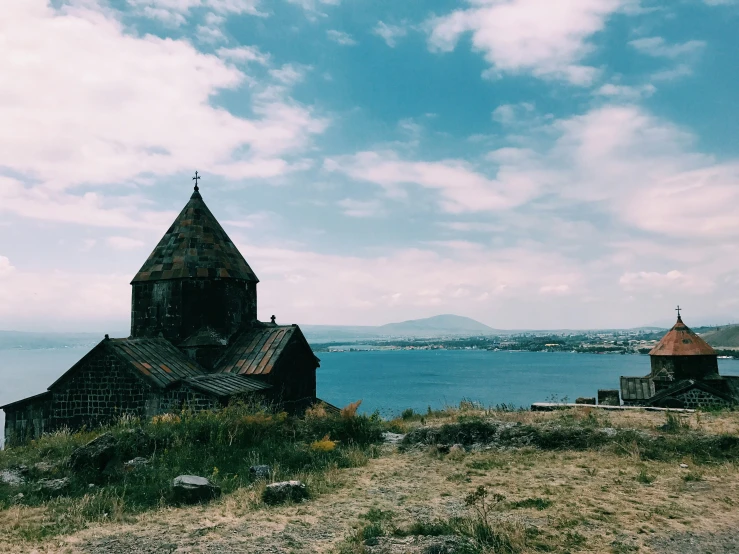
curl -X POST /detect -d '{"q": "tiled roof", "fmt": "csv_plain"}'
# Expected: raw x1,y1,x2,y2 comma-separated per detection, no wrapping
216,324,316,376
132,189,258,283
649,317,717,357
620,377,656,401
106,338,204,388
183,373,271,397
0,391,51,410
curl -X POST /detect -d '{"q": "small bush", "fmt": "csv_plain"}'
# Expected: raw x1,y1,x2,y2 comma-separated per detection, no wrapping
341,400,362,419
511,497,552,511
636,469,654,484
311,435,337,452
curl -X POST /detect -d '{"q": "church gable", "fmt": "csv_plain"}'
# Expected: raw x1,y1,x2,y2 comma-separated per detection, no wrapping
648,380,735,409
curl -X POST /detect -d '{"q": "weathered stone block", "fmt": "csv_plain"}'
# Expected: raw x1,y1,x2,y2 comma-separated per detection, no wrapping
172,475,221,504
263,480,308,505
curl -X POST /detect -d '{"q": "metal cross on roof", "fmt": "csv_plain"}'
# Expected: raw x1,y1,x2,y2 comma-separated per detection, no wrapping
676,305,682,319
192,171,201,191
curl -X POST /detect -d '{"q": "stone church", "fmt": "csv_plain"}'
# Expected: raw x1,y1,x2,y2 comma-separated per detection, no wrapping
618,312,739,409
3,180,321,445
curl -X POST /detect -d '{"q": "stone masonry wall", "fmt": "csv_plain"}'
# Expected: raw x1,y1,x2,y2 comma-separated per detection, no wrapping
50,348,153,431
676,388,730,409
157,386,221,414
3,396,51,446
131,279,257,343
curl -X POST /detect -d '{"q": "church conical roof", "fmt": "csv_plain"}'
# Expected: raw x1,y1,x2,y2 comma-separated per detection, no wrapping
649,316,716,357
131,188,258,284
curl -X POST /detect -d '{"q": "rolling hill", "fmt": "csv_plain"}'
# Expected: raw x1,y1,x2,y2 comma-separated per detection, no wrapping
377,314,497,336
701,325,739,348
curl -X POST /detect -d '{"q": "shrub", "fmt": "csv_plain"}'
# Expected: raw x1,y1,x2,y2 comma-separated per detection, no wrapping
311,435,337,452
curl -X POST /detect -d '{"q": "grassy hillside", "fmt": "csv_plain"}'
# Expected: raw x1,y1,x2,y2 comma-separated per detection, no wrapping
2,403,739,553
702,325,739,348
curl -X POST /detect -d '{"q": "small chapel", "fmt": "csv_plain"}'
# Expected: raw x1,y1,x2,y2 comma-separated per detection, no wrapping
3,176,321,445
617,309,739,409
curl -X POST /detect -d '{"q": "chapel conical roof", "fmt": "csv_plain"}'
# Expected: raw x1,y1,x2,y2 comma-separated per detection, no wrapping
649,315,716,357
131,187,258,284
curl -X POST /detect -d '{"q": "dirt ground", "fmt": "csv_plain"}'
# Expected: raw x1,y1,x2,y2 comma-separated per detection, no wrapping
3,409,739,553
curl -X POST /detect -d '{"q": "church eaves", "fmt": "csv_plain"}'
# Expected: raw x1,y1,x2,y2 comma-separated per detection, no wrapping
132,187,259,284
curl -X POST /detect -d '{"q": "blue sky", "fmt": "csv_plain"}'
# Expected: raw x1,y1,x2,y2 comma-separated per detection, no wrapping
1,0,738,332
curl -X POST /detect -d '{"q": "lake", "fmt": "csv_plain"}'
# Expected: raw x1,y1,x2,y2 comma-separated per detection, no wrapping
3,347,739,445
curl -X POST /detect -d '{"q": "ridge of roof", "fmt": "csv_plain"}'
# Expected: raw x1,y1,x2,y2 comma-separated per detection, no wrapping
649,316,717,357
131,189,258,284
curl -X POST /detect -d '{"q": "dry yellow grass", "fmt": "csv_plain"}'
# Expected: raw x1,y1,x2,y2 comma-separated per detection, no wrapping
2,407,739,553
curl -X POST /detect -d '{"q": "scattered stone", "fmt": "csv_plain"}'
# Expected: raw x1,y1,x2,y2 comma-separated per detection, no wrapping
0,469,25,486
680,463,689,469
576,397,596,405
263,480,308,505
601,427,618,437
70,432,119,472
36,477,71,494
382,432,406,445
33,461,55,473
171,475,221,504
123,457,149,471
598,389,621,406
249,465,272,480
14,492,24,501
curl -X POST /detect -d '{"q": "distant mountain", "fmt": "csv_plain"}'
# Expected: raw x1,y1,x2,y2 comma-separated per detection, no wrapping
377,314,497,336
701,325,739,348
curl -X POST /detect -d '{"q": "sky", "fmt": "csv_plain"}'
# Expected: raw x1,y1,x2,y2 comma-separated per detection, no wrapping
1,0,738,332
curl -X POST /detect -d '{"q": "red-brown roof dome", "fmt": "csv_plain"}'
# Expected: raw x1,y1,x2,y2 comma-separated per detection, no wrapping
649,316,716,357
132,188,258,284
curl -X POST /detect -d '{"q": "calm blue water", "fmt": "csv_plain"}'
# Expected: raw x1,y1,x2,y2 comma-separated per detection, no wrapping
2,348,739,444
317,350,739,416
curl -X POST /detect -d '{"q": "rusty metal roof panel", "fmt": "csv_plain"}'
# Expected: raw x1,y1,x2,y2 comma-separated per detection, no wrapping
131,189,258,284
216,325,298,376
649,317,717,357
620,377,655,401
107,338,205,388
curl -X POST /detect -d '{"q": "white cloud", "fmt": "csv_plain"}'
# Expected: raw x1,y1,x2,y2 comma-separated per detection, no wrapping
269,63,310,85
492,102,535,125
128,0,264,21
651,64,694,82
0,257,16,278
140,6,187,25
373,21,408,48
595,83,656,100
427,0,637,85
107,236,147,250
337,198,384,218
0,177,175,229
327,30,357,46
217,45,270,65
619,270,699,293
238,242,585,326
629,36,706,58
539,284,571,295
0,1,326,228
325,152,542,213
